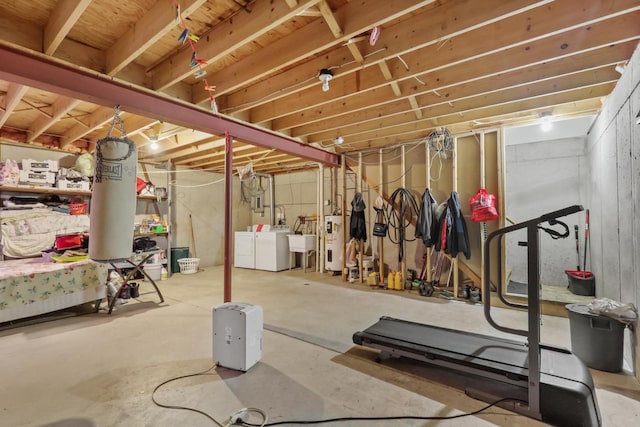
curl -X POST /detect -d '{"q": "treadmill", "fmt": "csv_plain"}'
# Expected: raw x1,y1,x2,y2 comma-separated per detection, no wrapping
353,205,601,426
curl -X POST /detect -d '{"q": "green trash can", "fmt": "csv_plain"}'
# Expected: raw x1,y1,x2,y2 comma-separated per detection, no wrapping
171,247,190,274
566,304,625,372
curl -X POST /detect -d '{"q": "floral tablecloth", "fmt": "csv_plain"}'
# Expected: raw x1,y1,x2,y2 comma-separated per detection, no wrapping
0,258,107,313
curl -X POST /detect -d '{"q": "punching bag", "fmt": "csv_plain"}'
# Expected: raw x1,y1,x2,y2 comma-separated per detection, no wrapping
89,108,137,261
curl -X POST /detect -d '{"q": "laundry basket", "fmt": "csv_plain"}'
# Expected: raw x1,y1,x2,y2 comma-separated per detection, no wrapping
178,257,200,274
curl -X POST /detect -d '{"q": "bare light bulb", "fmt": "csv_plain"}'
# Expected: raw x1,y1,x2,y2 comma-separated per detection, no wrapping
319,69,333,92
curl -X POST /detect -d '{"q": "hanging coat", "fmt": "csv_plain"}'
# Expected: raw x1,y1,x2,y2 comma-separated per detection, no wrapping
446,191,471,259
415,188,437,246
350,192,367,241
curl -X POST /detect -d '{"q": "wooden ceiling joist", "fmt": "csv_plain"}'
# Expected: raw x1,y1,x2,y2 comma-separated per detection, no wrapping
0,43,339,167
43,0,92,55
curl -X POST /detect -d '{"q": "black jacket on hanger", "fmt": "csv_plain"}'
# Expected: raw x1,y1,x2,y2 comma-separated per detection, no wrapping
350,192,367,241
446,191,471,259
415,188,438,247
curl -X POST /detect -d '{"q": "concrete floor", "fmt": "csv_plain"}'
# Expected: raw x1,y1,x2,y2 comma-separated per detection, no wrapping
1,265,639,427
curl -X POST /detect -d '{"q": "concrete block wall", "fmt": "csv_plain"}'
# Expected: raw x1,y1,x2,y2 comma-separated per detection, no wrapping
173,169,249,267
587,42,640,376
505,136,588,286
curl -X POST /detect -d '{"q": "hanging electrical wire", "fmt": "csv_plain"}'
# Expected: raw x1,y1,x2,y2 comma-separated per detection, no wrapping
384,187,420,262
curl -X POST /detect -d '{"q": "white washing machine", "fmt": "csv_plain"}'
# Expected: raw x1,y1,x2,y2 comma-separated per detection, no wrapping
234,231,255,269
255,230,291,271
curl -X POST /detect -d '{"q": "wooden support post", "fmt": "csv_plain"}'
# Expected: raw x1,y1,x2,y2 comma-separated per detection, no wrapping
401,145,406,289
341,154,347,281
425,139,431,283
452,136,459,299
358,152,363,283
379,148,384,285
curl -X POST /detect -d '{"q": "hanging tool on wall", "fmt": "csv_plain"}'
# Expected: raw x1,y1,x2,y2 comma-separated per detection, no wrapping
189,213,197,258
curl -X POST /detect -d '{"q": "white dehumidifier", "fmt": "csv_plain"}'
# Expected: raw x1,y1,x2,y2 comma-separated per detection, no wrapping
212,303,263,371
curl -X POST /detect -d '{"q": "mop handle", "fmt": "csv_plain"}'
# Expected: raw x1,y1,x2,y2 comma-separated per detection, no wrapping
583,209,590,275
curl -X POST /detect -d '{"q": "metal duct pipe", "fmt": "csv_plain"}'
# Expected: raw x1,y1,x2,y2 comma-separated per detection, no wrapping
255,173,275,226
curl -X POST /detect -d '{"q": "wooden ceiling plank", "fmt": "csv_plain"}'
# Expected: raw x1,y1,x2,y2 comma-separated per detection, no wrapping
0,15,43,53
408,96,422,119
340,82,615,145
28,96,80,142
346,43,365,64
220,0,546,114
292,39,638,137
348,91,611,150
192,0,435,102
150,135,223,158
285,0,298,7
44,0,92,55
152,0,322,91
271,9,640,131
144,137,226,162
308,64,620,143
180,145,261,167
244,0,638,123
378,61,401,97
60,106,116,148
202,152,293,170
0,84,29,128
318,0,343,38
106,0,206,76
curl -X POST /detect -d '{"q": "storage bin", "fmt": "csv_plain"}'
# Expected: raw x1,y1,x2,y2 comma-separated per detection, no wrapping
566,271,595,296
566,304,625,372
170,247,189,273
178,258,200,274
144,263,162,281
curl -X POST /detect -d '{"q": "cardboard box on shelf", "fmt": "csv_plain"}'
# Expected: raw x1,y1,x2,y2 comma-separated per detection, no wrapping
56,179,90,191
22,159,59,172
18,170,56,186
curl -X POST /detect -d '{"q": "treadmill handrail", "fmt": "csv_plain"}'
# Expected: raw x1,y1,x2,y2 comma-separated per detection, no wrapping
483,205,583,336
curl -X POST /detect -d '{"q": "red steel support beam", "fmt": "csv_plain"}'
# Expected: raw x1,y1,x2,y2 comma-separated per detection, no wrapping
0,43,339,167
224,131,232,303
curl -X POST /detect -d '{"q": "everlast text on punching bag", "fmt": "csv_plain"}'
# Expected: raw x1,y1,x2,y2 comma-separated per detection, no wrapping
89,107,138,261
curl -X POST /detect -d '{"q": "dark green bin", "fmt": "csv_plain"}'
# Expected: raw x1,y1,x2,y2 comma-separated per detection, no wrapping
171,247,190,274
566,304,625,372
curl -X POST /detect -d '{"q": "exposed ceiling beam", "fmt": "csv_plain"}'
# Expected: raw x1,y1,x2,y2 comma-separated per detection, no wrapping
318,0,343,38
255,1,640,127
292,39,638,138
28,96,79,141
43,0,92,55
0,43,338,167
220,0,547,115
192,0,436,103
60,106,115,148
152,0,322,91
106,0,206,76
305,58,624,143
345,85,614,149
0,83,29,128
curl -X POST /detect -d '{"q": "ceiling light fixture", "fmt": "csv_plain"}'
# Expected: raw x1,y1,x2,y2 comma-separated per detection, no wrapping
333,136,344,145
150,135,159,150
319,69,333,92
540,112,553,132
